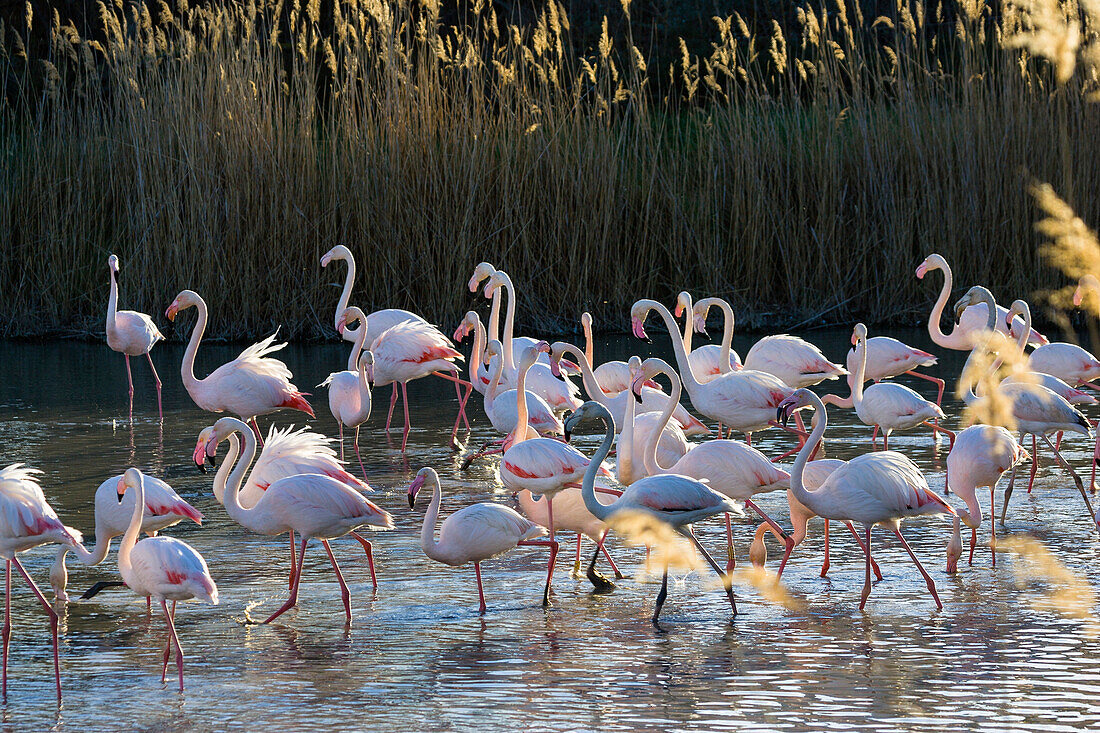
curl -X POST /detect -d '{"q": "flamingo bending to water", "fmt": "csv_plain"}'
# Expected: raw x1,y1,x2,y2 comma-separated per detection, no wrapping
114,468,218,691
321,306,374,476
677,293,742,382
105,254,165,422
166,290,314,438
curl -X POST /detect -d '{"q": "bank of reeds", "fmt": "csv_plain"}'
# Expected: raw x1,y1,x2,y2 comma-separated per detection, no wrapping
2,0,1099,340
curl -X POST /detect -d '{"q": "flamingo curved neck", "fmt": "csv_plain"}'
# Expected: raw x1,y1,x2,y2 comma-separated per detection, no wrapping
511,357,535,447
959,290,999,405
498,273,519,373
579,408,616,523
789,396,829,514
180,296,209,394
680,293,694,353
618,373,637,482
334,250,360,340
852,336,867,407
220,419,259,527
958,489,983,529
468,318,486,387
419,476,445,562
711,298,736,375
106,268,119,334
347,320,369,372
487,287,502,345
642,363,682,476
487,351,505,401
582,318,594,367
211,433,240,504
638,300,703,397
117,473,148,582
926,261,955,348
558,344,606,409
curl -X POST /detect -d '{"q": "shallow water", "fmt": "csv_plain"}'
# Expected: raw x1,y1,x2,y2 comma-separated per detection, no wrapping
0,328,1098,732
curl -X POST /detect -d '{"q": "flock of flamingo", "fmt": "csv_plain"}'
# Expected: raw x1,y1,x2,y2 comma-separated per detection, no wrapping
3,248,1099,700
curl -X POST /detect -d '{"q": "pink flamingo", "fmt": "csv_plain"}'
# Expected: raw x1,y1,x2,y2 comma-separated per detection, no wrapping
615,356,691,486
749,459,885,581
198,417,393,624
409,467,554,613
744,334,846,390
105,254,165,422
634,357,794,576
322,245,471,443
849,323,954,451
453,311,492,395
1023,331,1100,389
320,307,374,476
821,336,943,410
0,465,83,700
776,390,957,610
944,425,1027,572
581,312,631,395
498,344,613,604
50,473,202,603
677,293,743,381
516,488,625,586
563,402,742,625
165,290,314,438
915,253,1048,349
197,422,377,587
114,468,218,691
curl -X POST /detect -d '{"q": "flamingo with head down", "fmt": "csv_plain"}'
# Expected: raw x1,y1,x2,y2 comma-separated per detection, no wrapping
165,290,314,439
677,293,743,383
320,306,375,476
105,254,165,422
614,356,691,486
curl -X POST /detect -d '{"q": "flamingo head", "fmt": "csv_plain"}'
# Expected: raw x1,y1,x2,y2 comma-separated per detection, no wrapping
358,351,375,383
691,300,712,335
482,270,507,299
337,306,366,336
518,344,542,373
915,253,947,280
116,467,145,498
468,262,496,293
945,515,962,574
776,388,815,426
407,467,436,508
107,254,119,274
453,312,478,342
165,290,200,321
580,312,593,331
320,244,351,268
562,400,609,442
630,317,649,341
193,426,218,473
1004,299,1029,332
952,286,993,325
674,291,691,319
852,323,868,347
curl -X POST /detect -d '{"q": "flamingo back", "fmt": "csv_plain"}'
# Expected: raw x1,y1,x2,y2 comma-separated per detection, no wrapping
128,536,218,604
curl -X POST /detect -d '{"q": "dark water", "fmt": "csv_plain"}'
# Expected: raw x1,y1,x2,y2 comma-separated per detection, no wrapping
0,328,1097,732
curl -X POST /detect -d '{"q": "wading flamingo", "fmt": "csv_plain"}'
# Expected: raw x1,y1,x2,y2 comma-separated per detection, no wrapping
634,358,794,576
105,254,165,422
409,467,553,613
744,335,846,389
516,487,625,585
749,459,885,581
776,390,956,610
0,465,83,701
944,425,1027,572
198,417,393,623
498,345,613,602
115,468,218,692
849,323,953,450
50,473,202,603
582,312,631,395
1022,322,1100,388
915,253,1047,349
320,307,374,476
615,356,691,486
453,311,492,395
165,290,314,439
954,287,1095,527
564,402,742,625
677,293,742,381
821,336,943,410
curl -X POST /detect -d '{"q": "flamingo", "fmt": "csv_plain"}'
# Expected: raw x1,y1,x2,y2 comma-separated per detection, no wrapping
953,287,1095,526
165,290,314,439
633,357,794,576
677,293,742,382
50,473,202,603
631,299,804,446
482,340,563,438
580,312,662,396
114,468,218,691
196,422,378,586
944,425,1027,572
497,344,613,603
615,356,691,486
563,402,742,624
369,318,470,452
821,336,943,410
748,459,885,581
776,390,956,610
320,306,374,476
744,335,846,390
915,253,1048,349
453,311,492,395
0,465,84,700
516,488,625,586
408,467,555,613
549,341,709,436
105,254,165,422
198,417,394,623
320,244,425,345
849,323,954,450
1022,327,1100,388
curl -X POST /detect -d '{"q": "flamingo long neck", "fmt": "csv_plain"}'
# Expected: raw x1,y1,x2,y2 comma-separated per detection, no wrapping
579,408,616,523
559,344,606,408
788,395,830,514
487,284,502,344
927,261,955,347
618,371,637,483
1012,305,1031,356
638,300,703,397
419,476,444,562
180,296,209,394
211,433,241,504
512,356,534,447
334,251,359,338
958,486,983,529
582,317,594,367
117,473,148,582
642,363,682,476
959,290,999,405
712,298,736,375
220,419,259,527
346,318,368,372
50,526,104,585
499,273,519,373
106,267,119,333
469,318,487,387
852,334,868,407
680,293,695,353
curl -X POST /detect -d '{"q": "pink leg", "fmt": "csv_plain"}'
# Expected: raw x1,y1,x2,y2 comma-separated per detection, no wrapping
1027,434,1039,493
882,431,889,451
160,600,177,683
724,514,735,573
434,370,472,445
385,383,398,432
990,486,997,568
3,561,9,699
871,425,879,448
909,370,945,406
353,427,368,481
288,531,297,589
820,519,830,577
401,382,412,452
12,558,60,700
892,527,943,610
968,527,976,566
322,540,352,624
541,498,557,605
843,522,882,580
265,537,309,624
597,529,625,579
250,418,265,446
338,423,345,462
474,562,487,613
859,525,873,610
349,531,378,587
1091,430,1100,493
745,499,795,579
146,352,163,422
160,599,185,691
125,354,134,423
573,534,582,576
517,538,560,605
1055,431,1063,452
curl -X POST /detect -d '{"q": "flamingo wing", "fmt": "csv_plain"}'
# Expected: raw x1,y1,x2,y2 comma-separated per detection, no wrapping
129,536,218,604
0,465,82,546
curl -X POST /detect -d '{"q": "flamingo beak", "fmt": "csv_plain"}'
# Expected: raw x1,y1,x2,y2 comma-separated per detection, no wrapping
631,318,649,342
1074,287,1085,307
630,375,645,404
116,477,126,498
915,262,928,279
165,303,178,321
550,357,563,379
407,476,426,508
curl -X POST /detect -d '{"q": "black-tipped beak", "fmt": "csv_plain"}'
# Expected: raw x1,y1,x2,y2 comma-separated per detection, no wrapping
564,429,572,443
407,493,415,509
633,390,643,404
776,406,785,424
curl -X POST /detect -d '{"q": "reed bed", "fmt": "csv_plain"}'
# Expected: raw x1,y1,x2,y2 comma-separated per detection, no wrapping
2,0,1099,340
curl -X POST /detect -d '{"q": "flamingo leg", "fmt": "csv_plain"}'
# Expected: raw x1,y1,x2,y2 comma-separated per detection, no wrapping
474,562,486,613
843,521,882,580
968,527,976,566
585,543,615,592
124,354,135,423
2,560,9,700
908,370,945,406
1091,428,1100,494
12,558,61,700
401,382,412,452
1055,431,1063,452
288,530,297,589
516,538,559,604
160,623,172,683
349,531,378,587
871,425,879,449
891,527,943,610
572,534,582,577
434,370,472,444
1002,461,1019,524
1040,434,1097,526
385,383,398,432
882,431,889,451
322,540,352,624
859,525,873,610
160,598,185,691
542,498,557,605
652,567,669,626
685,527,737,615
724,514,735,574
460,440,505,470
990,485,997,567
250,418,265,446
745,499,795,579
1027,434,1038,493
265,537,309,624
353,427,368,482
597,529,625,579
146,352,163,422
820,519,830,577
338,423,345,462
